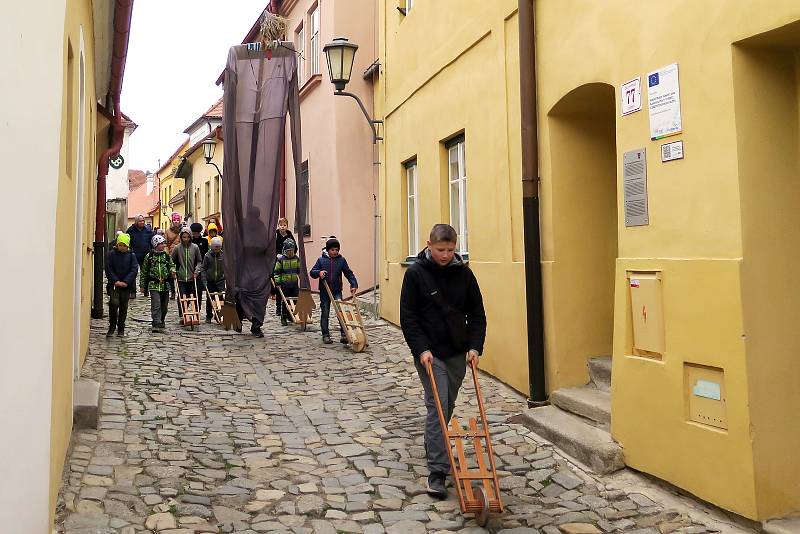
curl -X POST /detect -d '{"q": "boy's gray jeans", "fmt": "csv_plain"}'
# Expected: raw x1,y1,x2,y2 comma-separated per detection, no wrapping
414,354,467,475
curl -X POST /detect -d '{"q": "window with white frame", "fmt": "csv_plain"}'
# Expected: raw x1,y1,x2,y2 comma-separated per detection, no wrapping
310,4,320,75
405,160,418,258
296,24,305,85
447,136,467,255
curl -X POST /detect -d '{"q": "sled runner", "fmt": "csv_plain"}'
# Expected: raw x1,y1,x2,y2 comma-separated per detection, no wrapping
424,358,504,527
271,279,309,331
321,280,367,352
208,291,225,325
174,278,201,329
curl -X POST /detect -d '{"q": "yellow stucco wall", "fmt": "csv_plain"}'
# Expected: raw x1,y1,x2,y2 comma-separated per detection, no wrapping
185,140,224,224
732,23,800,518
376,0,528,393
533,0,800,520
51,0,99,520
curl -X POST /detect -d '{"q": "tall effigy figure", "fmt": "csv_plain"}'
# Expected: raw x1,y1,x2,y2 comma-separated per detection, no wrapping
221,14,313,335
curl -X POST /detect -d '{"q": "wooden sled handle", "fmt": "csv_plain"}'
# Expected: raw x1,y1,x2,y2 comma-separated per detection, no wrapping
424,359,467,508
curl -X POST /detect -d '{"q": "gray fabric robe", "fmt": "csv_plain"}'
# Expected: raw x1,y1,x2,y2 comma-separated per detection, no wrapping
222,43,310,325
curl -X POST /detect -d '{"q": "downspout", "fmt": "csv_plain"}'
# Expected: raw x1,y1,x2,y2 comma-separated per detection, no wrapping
92,0,134,318
518,0,547,404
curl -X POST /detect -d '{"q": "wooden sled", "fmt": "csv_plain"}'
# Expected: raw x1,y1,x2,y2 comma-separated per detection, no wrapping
322,280,367,352
174,278,201,329
425,359,503,527
271,279,309,331
208,291,225,325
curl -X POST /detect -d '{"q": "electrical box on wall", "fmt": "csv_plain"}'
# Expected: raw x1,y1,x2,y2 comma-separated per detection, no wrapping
627,271,665,359
684,363,727,430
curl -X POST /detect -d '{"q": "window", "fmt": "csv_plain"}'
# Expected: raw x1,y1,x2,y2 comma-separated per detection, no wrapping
310,4,320,75
215,175,221,213
300,161,311,237
447,136,467,255
407,0,414,12
205,182,211,218
296,24,306,85
405,160,419,258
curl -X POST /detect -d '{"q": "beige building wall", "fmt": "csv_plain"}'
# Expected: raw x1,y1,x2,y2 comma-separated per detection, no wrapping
282,0,377,292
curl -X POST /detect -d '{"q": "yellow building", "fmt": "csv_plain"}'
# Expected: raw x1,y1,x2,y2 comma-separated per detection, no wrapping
182,98,224,228
1,1,133,529
376,0,529,393
377,0,800,521
157,140,189,229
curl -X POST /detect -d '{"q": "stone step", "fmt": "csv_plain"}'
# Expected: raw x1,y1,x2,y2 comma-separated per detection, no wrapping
588,356,612,391
511,405,624,475
550,386,611,426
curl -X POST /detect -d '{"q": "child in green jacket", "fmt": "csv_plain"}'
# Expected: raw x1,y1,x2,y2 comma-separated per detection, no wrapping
273,239,300,326
140,234,177,333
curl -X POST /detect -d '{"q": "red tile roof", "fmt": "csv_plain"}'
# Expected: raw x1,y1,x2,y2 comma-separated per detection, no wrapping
128,169,147,190
168,189,186,205
183,97,224,134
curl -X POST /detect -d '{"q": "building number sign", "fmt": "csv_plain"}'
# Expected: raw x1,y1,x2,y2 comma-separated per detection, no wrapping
621,77,642,116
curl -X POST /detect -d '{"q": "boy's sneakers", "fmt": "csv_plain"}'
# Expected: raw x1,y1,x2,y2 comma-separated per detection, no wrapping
106,326,115,338
426,473,448,498
116,326,125,337
205,317,212,323
340,337,348,344
322,336,333,344
281,316,288,326
252,327,264,338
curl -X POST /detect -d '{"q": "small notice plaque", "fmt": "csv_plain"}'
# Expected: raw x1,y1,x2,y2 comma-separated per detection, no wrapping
661,140,684,162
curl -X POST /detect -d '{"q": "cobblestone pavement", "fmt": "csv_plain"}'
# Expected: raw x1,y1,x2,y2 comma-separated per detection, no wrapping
56,295,740,534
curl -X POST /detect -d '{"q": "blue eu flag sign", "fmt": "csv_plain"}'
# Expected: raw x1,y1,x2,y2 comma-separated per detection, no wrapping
648,73,659,87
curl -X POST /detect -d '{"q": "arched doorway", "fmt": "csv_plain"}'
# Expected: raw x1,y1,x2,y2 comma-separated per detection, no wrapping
547,82,618,389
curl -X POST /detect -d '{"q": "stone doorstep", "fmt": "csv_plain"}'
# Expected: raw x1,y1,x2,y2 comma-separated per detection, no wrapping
550,386,611,427
510,405,624,475
73,379,101,430
587,356,612,391
763,516,800,534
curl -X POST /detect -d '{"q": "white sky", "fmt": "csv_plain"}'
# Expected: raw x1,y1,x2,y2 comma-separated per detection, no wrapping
122,0,267,173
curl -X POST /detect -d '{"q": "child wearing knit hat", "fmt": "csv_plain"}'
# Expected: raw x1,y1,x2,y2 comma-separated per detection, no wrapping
309,236,358,344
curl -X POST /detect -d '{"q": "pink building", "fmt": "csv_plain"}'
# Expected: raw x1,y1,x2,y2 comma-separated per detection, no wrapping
280,0,377,293
219,1,378,292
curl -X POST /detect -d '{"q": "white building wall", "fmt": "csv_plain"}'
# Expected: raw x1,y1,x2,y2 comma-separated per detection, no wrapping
106,125,133,200
0,2,67,530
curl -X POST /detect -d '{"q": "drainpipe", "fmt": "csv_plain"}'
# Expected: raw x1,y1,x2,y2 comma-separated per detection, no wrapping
518,0,547,404
92,0,134,318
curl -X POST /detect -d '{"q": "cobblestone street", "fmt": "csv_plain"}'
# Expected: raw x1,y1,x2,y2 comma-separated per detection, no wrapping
55,296,747,534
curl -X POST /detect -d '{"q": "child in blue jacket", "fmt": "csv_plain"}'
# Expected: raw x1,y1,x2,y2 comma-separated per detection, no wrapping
310,237,358,344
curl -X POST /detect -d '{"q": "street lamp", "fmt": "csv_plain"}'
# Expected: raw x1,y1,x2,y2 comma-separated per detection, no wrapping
202,138,223,178
323,37,383,144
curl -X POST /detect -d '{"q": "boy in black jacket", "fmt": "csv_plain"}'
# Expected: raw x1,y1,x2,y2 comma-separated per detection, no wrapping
310,237,358,344
400,224,486,498
105,233,138,337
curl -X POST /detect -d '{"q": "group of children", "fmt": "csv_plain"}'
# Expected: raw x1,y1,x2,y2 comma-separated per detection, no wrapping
104,222,225,335
104,216,360,345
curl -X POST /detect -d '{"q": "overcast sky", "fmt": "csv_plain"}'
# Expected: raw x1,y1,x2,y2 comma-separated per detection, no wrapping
122,0,267,173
